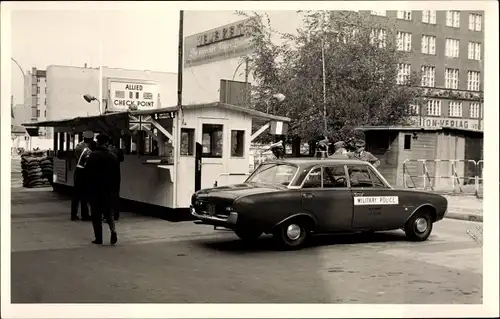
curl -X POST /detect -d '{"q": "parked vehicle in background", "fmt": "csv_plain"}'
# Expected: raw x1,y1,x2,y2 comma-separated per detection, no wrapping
191,158,448,250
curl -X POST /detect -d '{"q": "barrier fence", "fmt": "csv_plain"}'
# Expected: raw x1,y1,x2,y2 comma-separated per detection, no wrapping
403,159,484,197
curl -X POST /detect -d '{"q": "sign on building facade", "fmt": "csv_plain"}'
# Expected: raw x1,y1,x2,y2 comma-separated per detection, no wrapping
184,18,254,68
108,81,159,111
411,116,481,130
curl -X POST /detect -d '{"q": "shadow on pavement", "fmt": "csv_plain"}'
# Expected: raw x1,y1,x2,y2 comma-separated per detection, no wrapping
196,231,406,253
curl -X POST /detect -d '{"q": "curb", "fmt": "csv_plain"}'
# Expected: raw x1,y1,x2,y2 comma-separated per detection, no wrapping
444,212,483,223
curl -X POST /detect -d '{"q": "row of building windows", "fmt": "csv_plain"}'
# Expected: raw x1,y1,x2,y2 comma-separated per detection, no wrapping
370,10,482,31
396,32,481,60
409,100,482,118
397,64,481,91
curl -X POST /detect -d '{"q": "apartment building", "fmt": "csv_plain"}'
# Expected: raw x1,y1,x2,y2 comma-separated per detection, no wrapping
183,10,485,131
24,67,48,135
366,10,484,130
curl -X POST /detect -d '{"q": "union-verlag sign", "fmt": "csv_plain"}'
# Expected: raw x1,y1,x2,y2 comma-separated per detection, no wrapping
109,81,159,111
411,116,481,130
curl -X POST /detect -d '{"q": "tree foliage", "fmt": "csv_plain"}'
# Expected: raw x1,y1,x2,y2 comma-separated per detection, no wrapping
236,10,423,144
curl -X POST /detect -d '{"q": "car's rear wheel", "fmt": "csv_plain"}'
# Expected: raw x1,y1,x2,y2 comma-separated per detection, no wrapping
234,228,262,241
273,218,310,250
404,209,433,241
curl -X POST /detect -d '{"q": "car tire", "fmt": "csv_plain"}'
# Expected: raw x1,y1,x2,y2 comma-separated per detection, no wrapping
234,228,262,241
273,219,309,250
404,209,433,241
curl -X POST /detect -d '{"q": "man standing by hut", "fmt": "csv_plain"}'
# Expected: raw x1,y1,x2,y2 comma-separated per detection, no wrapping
71,131,94,221
85,134,120,245
351,140,381,168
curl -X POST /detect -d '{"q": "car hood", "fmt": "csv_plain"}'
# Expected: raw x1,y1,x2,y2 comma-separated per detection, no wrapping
195,183,285,201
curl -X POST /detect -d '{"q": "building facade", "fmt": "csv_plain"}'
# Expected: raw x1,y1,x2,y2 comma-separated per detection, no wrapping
182,10,484,131
25,65,178,138
23,68,48,136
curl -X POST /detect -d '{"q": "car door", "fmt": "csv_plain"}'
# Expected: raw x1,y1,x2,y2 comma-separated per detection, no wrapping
348,164,402,230
301,165,353,232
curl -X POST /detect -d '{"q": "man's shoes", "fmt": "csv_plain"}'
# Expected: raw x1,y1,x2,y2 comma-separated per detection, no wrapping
110,231,118,245
71,216,80,221
92,239,103,245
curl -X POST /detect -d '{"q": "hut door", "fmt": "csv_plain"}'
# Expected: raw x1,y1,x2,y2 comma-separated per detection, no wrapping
195,142,202,191
198,118,228,189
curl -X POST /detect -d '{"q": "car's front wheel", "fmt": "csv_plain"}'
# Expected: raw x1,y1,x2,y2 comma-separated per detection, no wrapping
234,228,262,241
404,209,433,241
273,219,310,250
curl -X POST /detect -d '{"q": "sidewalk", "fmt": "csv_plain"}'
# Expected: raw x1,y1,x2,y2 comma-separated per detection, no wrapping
442,195,483,223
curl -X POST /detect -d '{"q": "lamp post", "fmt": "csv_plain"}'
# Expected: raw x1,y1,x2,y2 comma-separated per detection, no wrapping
265,93,286,114
11,57,27,118
83,94,101,115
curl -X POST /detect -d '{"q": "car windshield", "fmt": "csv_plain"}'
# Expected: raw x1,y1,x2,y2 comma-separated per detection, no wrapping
246,163,298,186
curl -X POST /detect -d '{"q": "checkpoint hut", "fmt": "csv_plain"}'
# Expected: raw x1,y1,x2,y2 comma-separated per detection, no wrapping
23,102,290,217
355,126,483,191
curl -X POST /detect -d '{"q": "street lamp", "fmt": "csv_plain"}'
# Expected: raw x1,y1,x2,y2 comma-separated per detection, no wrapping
83,94,101,115
11,57,26,119
266,93,286,114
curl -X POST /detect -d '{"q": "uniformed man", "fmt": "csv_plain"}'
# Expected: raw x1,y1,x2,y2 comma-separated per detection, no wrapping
85,134,120,245
329,141,349,158
351,140,381,168
71,131,93,221
268,140,285,159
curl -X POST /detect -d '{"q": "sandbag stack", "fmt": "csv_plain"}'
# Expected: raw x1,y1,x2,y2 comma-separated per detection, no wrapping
21,151,53,188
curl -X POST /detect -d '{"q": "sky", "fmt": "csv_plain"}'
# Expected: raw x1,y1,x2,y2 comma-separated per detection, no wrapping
10,9,181,105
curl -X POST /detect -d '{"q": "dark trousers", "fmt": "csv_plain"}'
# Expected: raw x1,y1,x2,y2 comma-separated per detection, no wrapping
111,189,120,220
90,198,116,242
71,168,90,218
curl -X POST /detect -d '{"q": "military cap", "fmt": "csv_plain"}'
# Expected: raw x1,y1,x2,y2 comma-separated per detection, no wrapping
355,140,366,148
82,130,94,139
96,134,110,144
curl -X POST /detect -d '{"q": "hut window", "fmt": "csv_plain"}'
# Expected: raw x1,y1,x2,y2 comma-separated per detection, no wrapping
180,128,195,156
231,130,245,157
404,134,412,150
202,124,223,158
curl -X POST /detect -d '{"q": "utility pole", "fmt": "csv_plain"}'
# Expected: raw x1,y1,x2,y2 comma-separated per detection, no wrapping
320,11,328,139
177,10,184,110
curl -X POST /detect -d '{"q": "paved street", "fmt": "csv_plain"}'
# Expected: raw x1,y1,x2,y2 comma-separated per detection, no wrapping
10,187,482,304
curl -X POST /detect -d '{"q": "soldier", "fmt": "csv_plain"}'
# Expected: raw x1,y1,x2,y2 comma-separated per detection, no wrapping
71,131,93,221
85,134,120,245
332,141,348,156
351,140,380,168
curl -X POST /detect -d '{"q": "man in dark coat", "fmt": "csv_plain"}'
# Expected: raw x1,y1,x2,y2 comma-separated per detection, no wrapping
107,141,124,221
85,134,120,245
71,131,94,221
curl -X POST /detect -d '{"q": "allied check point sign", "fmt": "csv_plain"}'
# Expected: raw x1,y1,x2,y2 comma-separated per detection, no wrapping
354,196,399,205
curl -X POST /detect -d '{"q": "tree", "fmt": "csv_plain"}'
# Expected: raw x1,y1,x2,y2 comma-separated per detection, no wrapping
237,10,423,154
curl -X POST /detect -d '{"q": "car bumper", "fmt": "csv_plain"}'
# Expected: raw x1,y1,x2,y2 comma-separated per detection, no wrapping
190,206,238,228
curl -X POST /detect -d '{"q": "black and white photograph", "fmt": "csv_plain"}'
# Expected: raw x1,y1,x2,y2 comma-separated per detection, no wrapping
1,1,498,318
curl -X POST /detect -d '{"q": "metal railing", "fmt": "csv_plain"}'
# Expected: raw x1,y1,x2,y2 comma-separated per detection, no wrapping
213,172,251,187
403,159,483,197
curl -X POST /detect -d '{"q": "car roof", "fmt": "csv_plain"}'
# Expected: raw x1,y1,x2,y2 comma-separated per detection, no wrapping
266,157,369,167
